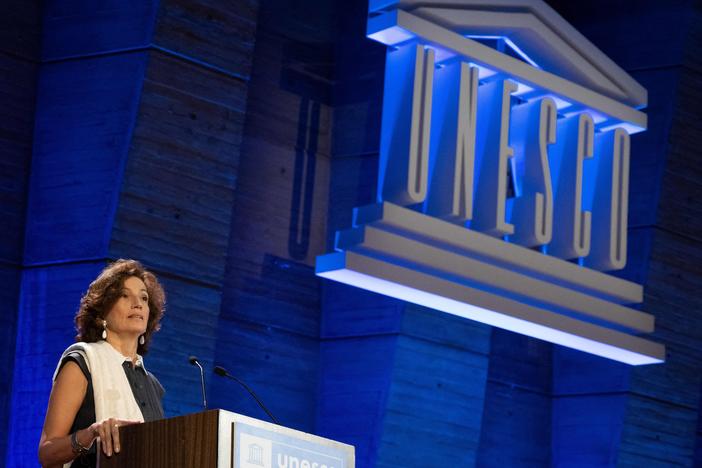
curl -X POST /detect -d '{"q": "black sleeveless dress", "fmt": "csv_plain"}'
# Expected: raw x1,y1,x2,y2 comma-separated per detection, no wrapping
58,352,165,468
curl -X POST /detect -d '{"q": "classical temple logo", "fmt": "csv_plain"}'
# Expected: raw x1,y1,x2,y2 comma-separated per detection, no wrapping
316,0,664,365
239,432,273,468
247,443,265,466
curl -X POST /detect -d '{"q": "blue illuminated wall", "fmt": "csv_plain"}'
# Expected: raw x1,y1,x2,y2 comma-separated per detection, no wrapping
2,0,702,467
0,1,41,464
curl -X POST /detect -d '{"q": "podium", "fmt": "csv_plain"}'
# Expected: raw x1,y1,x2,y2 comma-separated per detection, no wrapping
98,409,354,468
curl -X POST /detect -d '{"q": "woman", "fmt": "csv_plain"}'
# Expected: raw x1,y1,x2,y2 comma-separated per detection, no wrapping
38,259,166,468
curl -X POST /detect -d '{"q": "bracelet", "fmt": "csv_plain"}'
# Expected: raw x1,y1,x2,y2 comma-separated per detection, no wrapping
70,430,91,455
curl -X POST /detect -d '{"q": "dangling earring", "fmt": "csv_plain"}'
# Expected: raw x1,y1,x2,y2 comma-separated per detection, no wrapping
139,335,145,345
102,320,107,340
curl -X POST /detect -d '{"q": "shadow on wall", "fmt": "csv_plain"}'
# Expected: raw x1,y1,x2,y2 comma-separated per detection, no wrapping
288,97,320,260
279,38,331,260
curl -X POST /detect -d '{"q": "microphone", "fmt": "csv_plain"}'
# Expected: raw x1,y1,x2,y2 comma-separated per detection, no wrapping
188,355,207,409
214,365,279,425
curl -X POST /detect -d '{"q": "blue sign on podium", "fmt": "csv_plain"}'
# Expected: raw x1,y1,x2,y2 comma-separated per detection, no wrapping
233,422,352,468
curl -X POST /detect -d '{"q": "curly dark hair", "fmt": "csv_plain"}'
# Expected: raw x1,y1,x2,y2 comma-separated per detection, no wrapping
75,259,165,354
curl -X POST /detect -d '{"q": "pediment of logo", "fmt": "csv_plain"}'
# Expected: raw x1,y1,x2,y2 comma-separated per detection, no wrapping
368,0,646,123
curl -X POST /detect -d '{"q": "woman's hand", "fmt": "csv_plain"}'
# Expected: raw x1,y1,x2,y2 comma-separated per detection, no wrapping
89,418,141,457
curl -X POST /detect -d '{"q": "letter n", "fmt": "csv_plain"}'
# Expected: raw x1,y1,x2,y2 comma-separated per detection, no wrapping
424,61,478,223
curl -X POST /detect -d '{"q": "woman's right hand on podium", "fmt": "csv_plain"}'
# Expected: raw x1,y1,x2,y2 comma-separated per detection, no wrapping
89,418,141,457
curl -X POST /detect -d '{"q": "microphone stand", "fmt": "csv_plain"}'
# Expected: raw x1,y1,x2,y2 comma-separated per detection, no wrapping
188,356,207,409
214,365,279,425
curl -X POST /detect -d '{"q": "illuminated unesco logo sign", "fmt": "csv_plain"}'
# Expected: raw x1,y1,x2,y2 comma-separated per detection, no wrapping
316,0,665,365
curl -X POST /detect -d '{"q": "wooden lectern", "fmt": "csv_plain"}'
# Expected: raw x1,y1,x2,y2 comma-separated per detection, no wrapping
98,409,354,468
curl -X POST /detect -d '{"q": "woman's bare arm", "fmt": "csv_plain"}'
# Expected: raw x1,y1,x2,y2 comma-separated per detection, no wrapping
38,361,141,467
38,360,91,467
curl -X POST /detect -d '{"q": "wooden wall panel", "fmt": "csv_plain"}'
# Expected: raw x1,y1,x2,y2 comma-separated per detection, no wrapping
399,303,491,354
656,50,702,240
547,1,691,71
209,0,334,440
317,7,395,460
317,334,397,468
553,347,631,395
376,334,489,467
0,1,41,464
105,0,262,431
153,0,257,79
230,255,321,337
625,68,680,229
219,133,331,267
618,394,698,467
551,347,632,466
0,54,36,263
23,53,148,264
552,394,628,466
484,330,552,394
477,330,552,466
109,50,245,284
41,1,158,60
0,0,41,61
210,317,319,432
321,282,403,338
479,386,552,467
6,262,105,465
0,266,22,464
145,274,224,417
328,0,384,157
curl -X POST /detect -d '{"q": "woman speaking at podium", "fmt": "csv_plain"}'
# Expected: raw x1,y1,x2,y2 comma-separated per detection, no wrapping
38,259,166,467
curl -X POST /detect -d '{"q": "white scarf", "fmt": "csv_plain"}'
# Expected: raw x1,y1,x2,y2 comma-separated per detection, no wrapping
53,341,145,424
